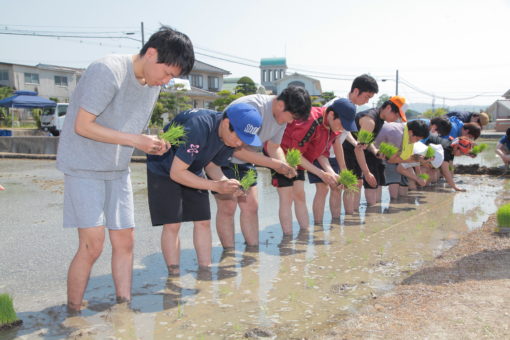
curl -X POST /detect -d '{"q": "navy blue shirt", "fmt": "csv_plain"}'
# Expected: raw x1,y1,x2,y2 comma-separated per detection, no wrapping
446,111,472,123
499,135,510,149
147,109,235,177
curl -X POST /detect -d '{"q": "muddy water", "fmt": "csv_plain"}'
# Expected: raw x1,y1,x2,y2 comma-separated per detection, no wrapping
0,159,507,339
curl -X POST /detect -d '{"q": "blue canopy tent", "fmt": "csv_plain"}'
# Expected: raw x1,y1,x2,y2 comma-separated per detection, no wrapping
0,91,56,128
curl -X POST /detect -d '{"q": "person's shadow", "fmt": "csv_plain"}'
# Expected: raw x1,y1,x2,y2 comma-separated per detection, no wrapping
401,248,510,286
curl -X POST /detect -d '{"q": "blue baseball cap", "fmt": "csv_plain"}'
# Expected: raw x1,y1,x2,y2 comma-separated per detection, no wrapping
225,103,262,147
328,98,357,132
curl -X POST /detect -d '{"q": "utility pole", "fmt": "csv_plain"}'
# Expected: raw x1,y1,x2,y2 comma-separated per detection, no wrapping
395,69,399,96
141,22,145,47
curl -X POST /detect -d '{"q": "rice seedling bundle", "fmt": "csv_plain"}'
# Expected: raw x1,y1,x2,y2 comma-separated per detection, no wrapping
496,203,510,229
240,169,257,191
425,145,435,159
470,143,488,155
285,148,302,167
0,294,21,329
418,173,430,181
378,142,399,159
337,169,359,192
159,124,187,146
356,129,374,145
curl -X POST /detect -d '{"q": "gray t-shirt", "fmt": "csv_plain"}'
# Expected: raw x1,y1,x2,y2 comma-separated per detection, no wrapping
57,54,160,179
374,122,405,149
227,94,287,164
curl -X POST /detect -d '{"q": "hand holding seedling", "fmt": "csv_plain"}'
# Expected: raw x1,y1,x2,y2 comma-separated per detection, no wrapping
320,172,338,187
275,161,297,178
215,179,242,195
135,134,169,155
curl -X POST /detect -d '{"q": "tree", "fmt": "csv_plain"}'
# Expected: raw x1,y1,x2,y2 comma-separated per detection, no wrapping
211,90,244,112
311,96,322,107
423,107,448,119
405,109,420,120
150,84,191,127
320,91,336,104
0,86,13,126
376,94,391,108
235,76,257,95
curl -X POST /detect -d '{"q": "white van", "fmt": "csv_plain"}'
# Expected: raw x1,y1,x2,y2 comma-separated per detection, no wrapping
41,103,68,136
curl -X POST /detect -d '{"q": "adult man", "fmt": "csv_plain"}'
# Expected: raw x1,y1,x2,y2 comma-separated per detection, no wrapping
312,74,378,223
214,86,311,249
345,96,408,208
56,27,195,312
146,104,262,275
446,111,489,129
275,98,357,234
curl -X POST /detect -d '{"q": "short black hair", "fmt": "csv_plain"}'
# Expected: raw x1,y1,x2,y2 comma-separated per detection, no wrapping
276,86,312,121
351,74,379,94
407,120,429,139
506,127,510,138
430,116,452,137
140,26,195,77
222,112,235,132
380,100,399,114
462,122,481,140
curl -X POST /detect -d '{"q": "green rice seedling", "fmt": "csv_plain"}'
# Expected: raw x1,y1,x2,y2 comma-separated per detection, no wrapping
286,148,302,167
418,173,430,181
496,203,510,232
0,294,21,330
337,169,359,192
425,145,435,159
240,169,257,191
356,129,374,145
378,142,399,159
470,143,488,156
159,124,187,146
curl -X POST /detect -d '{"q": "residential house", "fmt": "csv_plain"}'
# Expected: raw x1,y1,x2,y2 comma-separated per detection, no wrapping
0,62,84,102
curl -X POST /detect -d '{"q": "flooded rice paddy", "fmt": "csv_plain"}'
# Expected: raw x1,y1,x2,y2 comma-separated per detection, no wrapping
0,150,508,339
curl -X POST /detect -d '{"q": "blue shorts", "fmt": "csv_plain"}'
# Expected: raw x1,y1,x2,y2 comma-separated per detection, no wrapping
308,158,340,184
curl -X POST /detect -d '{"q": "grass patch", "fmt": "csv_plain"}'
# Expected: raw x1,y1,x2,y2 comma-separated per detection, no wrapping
0,294,21,330
159,123,187,146
285,148,302,167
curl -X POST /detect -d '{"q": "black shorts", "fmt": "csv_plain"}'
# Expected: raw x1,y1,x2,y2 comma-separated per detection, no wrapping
271,169,306,188
308,158,340,184
343,142,385,189
147,170,210,225
221,162,257,186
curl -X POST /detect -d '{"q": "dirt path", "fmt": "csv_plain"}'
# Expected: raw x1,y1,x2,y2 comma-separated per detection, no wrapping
316,215,510,340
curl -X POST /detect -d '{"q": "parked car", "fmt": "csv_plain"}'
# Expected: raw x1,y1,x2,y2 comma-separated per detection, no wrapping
40,103,68,136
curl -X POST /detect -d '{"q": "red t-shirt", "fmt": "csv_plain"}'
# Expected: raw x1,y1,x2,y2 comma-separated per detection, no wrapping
281,106,340,168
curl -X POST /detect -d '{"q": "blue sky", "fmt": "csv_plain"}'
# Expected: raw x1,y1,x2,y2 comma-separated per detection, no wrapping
1,0,509,107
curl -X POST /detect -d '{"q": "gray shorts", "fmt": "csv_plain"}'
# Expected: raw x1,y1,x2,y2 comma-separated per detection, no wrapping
63,173,135,229
384,163,407,186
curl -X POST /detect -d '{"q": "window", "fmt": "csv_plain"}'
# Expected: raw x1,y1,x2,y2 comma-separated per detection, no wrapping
54,75,68,87
24,72,40,84
189,74,203,88
0,70,8,81
208,76,219,91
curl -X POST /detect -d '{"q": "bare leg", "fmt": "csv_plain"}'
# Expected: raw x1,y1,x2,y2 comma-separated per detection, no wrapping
293,180,309,230
238,186,259,246
193,220,212,267
109,228,134,303
162,223,181,274
277,186,294,235
364,188,378,206
67,227,105,311
329,186,342,220
312,183,329,224
214,194,237,249
388,183,400,200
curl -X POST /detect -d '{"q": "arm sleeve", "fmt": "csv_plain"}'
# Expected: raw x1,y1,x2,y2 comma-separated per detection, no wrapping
79,62,120,116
